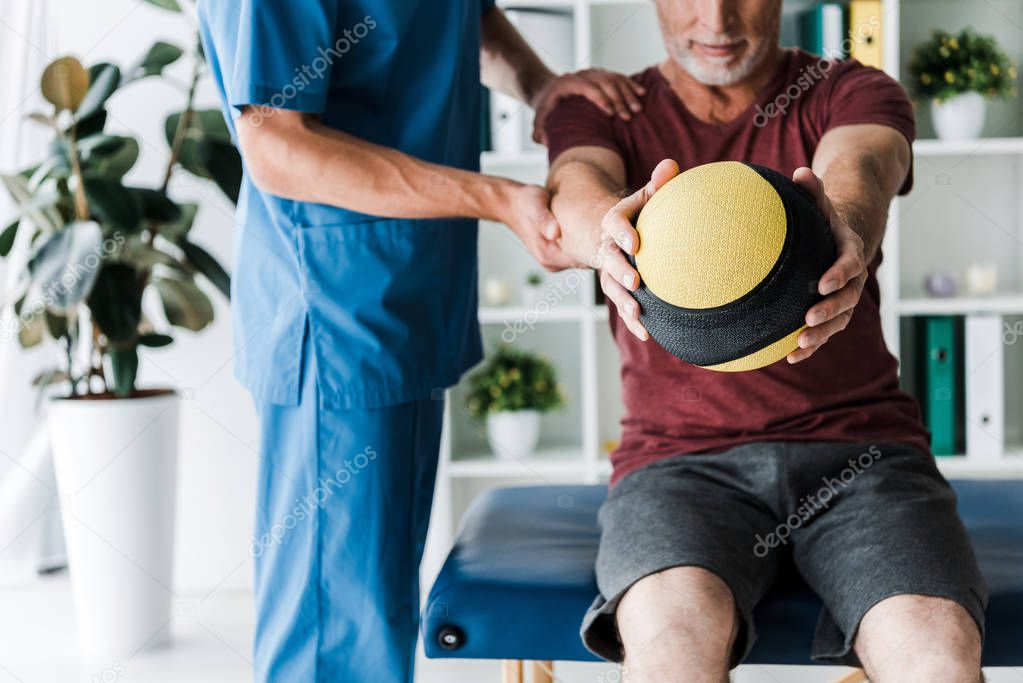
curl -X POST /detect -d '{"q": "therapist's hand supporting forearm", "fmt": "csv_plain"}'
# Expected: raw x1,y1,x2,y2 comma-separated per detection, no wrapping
236,109,572,270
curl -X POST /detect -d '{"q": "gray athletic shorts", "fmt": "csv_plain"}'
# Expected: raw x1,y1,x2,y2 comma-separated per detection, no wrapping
581,441,988,667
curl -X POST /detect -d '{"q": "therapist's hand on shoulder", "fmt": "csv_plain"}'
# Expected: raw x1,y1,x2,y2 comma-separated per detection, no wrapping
497,182,573,272
531,68,645,144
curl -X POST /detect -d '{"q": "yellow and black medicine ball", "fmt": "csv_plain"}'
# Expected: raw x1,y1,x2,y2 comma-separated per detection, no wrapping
631,161,836,372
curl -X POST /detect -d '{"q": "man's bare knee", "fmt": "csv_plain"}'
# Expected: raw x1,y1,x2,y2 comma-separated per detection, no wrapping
854,594,982,683
617,566,738,683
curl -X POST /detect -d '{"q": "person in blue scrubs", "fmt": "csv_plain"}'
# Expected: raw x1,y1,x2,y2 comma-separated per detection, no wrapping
198,2,642,681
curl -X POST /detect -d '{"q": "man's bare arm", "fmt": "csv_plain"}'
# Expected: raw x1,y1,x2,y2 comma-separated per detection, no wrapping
812,123,912,263
548,148,678,340
238,110,514,221
790,123,912,361
236,109,570,270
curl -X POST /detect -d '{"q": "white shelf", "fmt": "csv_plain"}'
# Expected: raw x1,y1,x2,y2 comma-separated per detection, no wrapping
449,448,587,478
896,295,1023,316
913,137,1023,158
480,150,547,173
478,304,597,324
938,456,1023,479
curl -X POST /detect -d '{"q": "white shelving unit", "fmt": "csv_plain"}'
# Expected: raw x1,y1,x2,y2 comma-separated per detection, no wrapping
423,0,1023,581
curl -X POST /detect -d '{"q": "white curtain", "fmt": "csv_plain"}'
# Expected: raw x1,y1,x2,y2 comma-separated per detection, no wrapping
0,0,66,584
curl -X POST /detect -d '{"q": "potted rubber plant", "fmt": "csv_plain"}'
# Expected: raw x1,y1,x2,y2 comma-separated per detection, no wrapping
465,345,565,460
0,0,240,656
908,28,1017,140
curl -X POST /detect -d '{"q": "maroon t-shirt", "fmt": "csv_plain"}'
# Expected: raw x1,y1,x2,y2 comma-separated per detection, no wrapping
546,49,930,486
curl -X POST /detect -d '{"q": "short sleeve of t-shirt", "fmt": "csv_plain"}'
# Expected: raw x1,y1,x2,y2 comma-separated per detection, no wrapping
545,95,622,165
819,60,916,194
215,0,341,115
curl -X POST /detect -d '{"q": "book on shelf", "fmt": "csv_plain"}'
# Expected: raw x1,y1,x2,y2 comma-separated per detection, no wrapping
848,0,883,69
799,3,846,58
964,314,1005,461
902,316,965,456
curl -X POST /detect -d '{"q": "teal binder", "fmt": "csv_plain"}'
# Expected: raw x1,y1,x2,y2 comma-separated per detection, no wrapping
799,4,846,58
921,316,964,456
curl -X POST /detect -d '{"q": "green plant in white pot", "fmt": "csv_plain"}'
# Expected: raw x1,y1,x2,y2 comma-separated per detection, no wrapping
908,28,1017,140
0,0,238,656
465,345,564,460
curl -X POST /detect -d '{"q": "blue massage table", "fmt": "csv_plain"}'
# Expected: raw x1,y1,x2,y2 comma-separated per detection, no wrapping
422,480,1023,681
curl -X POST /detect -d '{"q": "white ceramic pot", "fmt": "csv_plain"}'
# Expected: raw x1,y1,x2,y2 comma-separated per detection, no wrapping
931,92,986,140
486,410,541,460
48,390,179,657
520,282,546,308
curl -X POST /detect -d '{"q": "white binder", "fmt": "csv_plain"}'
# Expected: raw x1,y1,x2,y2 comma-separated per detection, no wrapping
964,314,1004,462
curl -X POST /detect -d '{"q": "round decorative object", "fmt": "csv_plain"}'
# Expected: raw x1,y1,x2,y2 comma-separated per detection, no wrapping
632,161,835,372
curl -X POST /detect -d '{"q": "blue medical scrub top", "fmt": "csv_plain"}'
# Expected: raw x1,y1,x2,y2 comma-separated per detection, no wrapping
199,0,489,409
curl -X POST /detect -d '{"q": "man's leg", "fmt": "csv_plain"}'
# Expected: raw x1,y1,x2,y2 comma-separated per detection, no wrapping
783,442,987,680
252,364,444,683
617,566,739,683
579,451,782,682
853,595,982,683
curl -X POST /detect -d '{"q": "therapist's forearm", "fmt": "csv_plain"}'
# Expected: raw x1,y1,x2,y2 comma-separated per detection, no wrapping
237,110,519,223
480,7,555,106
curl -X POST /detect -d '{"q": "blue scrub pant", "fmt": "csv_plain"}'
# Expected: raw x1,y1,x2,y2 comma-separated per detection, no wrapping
252,362,444,683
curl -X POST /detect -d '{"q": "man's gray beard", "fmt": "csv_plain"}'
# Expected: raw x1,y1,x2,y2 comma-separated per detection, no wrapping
666,38,770,87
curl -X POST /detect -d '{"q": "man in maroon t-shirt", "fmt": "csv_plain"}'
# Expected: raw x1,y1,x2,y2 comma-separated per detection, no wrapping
544,2,986,681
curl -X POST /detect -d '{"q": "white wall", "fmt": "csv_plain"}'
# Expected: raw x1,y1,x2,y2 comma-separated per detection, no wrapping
54,0,258,595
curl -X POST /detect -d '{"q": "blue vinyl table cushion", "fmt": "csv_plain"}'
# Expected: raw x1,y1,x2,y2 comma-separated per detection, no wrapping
422,480,1023,665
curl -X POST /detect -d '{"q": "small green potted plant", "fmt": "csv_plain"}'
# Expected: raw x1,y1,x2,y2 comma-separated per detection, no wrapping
465,345,564,460
520,270,546,307
908,28,1017,140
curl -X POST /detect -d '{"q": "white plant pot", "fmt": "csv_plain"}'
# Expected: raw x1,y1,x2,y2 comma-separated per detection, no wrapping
48,390,179,657
486,410,541,460
931,92,986,140
520,283,546,308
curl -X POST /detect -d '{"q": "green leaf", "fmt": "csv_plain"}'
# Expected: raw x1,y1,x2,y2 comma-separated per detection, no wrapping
109,346,139,397
159,202,197,243
18,310,45,348
26,220,104,309
199,140,242,204
175,138,210,178
135,41,184,79
165,109,232,146
1,173,62,234
27,154,71,190
0,220,18,256
87,263,142,342
117,238,180,270
40,57,89,112
76,63,121,122
82,176,141,233
133,188,181,223
75,108,108,138
79,135,139,178
154,276,214,331
44,309,69,338
142,0,181,11
32,368,71,387
181,240,230,299
138,333,173,347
